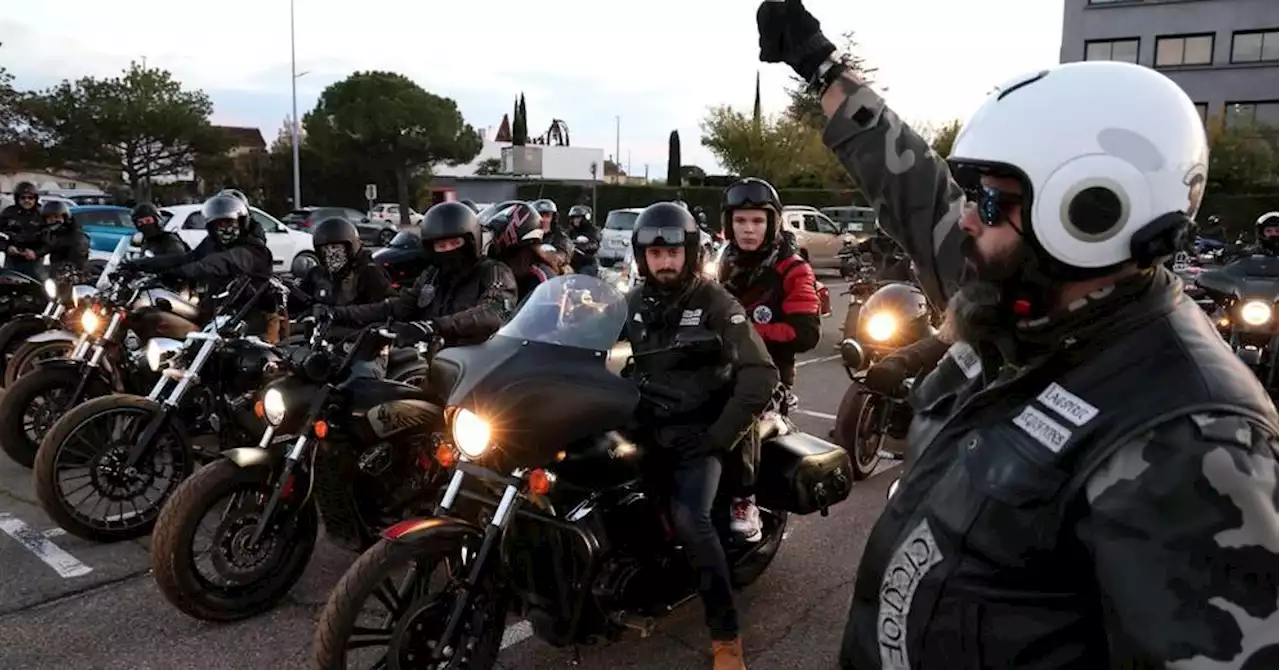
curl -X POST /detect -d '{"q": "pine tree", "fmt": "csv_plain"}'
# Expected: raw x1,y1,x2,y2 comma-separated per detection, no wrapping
666,131,682,186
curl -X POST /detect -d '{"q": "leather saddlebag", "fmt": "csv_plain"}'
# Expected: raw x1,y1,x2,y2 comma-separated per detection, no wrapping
756,432,853,515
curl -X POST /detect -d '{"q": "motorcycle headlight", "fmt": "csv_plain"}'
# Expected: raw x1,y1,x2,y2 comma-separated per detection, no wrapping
43,278,56,299
451,408,491,459
145,337,184,371
80,310,102,335
865,312,897,342
1241,300,1272,326
262,388,286,426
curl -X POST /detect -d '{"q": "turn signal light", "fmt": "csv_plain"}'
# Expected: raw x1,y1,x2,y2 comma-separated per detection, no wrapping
434,443,457,468
313,420,329,439
253,399,265,419
528,468,556,495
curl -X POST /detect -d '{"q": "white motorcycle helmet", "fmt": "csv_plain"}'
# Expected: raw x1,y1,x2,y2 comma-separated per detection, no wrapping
949,61,1208,275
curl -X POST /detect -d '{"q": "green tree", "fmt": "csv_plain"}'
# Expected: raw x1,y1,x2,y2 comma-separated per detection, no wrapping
513,93,529,146
752,71,763,132
682,164,707,185
304,70,482,226
24,61,224,196
1206,115,1279,194
0,42,25,165
701,106,852,188
474,157,503,175
929,118,962,158
783,31,879,130
667,130,682,186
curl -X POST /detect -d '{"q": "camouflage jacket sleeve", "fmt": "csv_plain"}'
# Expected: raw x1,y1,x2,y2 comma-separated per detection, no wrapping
1074,412,1279,667
820,80,967,308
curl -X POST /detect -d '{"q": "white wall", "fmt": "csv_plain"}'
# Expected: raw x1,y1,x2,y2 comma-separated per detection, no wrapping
1,171,107,195
435,140,605,181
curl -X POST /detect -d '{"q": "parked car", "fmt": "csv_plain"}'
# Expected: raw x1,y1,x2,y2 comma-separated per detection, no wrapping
780,205,849,269
284,206,397,246
598,207,643,266
369,202,424,226
73,205,135,253
280,207,321,229
371,229,427,287
821,205,877,240
160,204,317,274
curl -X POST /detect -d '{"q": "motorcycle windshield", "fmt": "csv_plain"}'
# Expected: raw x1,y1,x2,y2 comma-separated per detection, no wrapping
497,274,629,351
96,236,131,290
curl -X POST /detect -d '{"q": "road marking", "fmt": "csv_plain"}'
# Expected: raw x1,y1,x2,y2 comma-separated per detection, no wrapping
0,514,93,579
796,409,838,421
501,620,534,649
796,354,841,368
42,528,66,538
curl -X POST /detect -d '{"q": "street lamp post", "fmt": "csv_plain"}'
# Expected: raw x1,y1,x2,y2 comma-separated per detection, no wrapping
290,0,301,208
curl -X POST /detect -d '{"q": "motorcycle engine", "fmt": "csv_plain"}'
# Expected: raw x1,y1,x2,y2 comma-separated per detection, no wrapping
588,492,683,615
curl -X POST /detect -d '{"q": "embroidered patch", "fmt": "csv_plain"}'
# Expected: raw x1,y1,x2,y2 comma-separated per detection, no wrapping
729,313,746,325
679,308,703,327
947,342,981,379
878,519,944,670
752,305,773,324
1037,382,1098,427
1012,406,1072,453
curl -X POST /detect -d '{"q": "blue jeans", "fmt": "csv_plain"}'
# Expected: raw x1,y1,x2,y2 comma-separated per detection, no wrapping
669,455,739,640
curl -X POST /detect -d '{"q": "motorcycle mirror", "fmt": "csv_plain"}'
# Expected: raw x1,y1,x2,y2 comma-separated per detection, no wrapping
290,255,313,278
839,338,866,371
887,478,900,500
130,232,144,247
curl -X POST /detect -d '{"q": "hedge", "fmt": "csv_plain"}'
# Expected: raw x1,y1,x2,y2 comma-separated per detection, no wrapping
517,182,1274,240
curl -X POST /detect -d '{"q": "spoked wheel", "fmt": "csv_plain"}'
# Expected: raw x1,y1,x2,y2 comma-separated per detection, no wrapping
313,535,505,670
5,340,73,386
835,385,885,481
151,459,320,622
0,367,106,468
33,394,192,542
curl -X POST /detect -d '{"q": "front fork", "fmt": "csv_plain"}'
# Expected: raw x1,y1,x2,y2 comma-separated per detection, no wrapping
248,388,333,546
126,336,218,467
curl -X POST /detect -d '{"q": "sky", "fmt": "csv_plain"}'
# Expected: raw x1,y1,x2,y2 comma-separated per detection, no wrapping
1,0,1065,177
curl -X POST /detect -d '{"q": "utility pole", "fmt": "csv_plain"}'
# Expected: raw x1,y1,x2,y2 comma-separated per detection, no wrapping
289,0,302,208
614,116,620,176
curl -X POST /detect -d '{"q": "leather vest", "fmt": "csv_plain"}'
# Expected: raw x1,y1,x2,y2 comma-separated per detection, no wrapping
843,295,1278,670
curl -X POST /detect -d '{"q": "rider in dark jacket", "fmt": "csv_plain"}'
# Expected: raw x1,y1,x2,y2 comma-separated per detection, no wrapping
2,182,44,275
131,203,189,257
332,201,517,348
755,5,1278,668
623,202,778,670
487,201,559,300
565,204,601,274
29,200,91,277
533,198,573,271
121,194,276,338
300,216,395,338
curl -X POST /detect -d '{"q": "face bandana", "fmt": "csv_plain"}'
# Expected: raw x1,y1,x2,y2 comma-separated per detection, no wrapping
212,218,241,245
321,243,348,274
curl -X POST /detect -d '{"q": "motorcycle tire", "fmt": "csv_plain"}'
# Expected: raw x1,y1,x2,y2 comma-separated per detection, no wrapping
5,339,73,387
834,384,885,480
151,459,319,622
313,535,504,670
33,394,193,543
0,366,110,468
0,318,49,387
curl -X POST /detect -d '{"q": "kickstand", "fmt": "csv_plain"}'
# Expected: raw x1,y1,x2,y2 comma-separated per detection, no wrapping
571,645,582,665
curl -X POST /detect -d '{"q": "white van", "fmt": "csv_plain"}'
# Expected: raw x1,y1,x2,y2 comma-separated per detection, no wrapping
598,208,644,265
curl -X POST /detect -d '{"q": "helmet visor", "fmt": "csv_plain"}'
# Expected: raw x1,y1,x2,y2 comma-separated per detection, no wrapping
634,226,687,247
724,182,777,210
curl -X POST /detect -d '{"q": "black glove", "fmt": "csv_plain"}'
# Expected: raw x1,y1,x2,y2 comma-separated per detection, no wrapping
864,356,908,395
756,0,836,81
392,320,435,348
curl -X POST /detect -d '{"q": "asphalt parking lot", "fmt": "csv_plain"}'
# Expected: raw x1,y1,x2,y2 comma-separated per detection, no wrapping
0,269,897,670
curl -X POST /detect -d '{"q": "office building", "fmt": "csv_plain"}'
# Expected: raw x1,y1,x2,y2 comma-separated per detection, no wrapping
1060,0,1278,126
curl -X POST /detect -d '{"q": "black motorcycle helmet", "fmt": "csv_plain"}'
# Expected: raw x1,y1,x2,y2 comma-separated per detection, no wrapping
1257,212,1279,255
201,194,250,246
567,204,591,226
486,201,543,257
721,177,783,255
312,217,362,274
131,203,164,237
40,200,73,229
532,199,558,228
632,201,701,285
858,282,932,350
13,181,38,209
421,201,483,265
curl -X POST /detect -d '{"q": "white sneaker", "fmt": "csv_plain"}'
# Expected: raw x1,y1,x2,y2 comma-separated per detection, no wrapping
730,497,763,543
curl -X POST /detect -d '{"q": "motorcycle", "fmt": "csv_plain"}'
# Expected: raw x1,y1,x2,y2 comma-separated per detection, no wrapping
1196,254,1279,399
0,265,100,386
833,281,936,479
0,231,57,327
150,316,452,622
310,274,853,668
32,274,296,542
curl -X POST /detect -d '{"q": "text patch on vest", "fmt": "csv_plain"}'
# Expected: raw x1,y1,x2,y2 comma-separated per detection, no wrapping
947,342,982,379
878,519,945,670
1012,405,1072,453
1036,382,1099,427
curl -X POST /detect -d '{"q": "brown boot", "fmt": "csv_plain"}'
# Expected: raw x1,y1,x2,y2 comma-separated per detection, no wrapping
712,638,746,670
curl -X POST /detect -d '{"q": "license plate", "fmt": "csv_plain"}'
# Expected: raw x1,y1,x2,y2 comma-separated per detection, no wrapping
609,238,626,247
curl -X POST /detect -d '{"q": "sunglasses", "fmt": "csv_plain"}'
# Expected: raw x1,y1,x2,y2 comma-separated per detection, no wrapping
634,226,687,247
965,185,1023,227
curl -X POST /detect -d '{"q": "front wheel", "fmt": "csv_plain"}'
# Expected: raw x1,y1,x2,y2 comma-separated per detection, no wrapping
834,385,885,480
0,366,109,468
0,318,49,387
151,459,319,622
5,339,74,386
313,535,504,670
33,394,193,542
